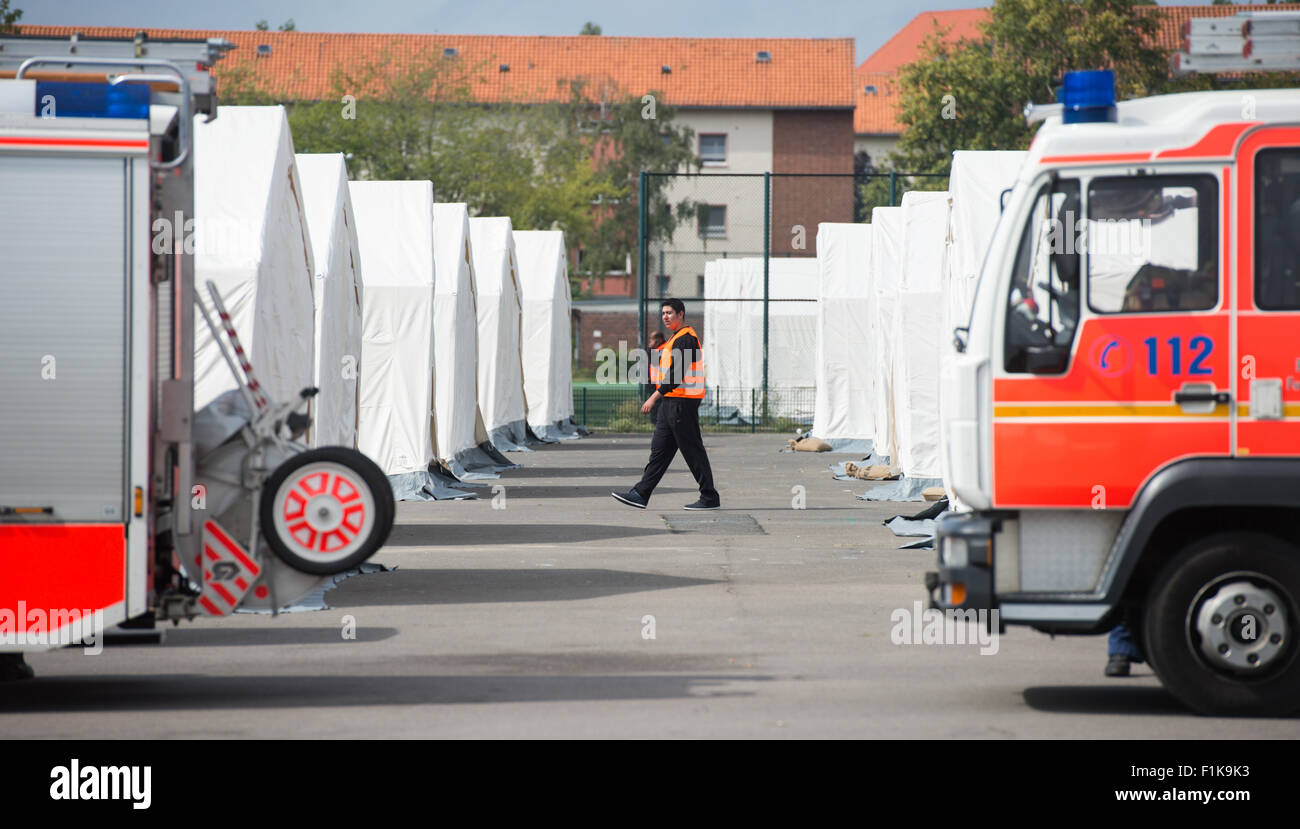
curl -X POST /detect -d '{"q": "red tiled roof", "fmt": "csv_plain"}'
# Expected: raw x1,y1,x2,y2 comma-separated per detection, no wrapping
854,71,901,136
855,4,1300,135
858,9,987,74
16,26,855,109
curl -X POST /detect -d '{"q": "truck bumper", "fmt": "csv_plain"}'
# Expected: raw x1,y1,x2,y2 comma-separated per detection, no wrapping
926,511,997,613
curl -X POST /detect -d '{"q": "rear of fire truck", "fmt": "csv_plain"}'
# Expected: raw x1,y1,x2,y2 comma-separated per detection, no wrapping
930,21,1300,716
0,34,392,678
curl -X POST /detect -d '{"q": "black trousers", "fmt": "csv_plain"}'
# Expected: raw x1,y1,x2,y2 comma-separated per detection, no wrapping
634,397,718,503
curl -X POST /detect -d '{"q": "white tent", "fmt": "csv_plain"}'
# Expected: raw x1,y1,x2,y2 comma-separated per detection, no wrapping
702,257,751,414
193,106,315,414
702,257,818,421
349,181,471,500
513,229,581,441
942,151,1028,500
869,206,904,462
811,223,874,451
749,258,819,420
891,190,949,490
468,217,531,450
295,153,363,449
431,203,518,480
946,151,1029,333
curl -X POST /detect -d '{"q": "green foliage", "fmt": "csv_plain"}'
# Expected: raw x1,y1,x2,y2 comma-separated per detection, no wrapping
575,91,699,287
0,0,22,33
279,19,296,32
579,22,602,35
605,400,654,432
889,0,1166,176
254,20,268,31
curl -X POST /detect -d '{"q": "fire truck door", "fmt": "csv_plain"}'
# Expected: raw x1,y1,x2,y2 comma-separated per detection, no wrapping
0,154,134,631
1235,129,1300,457
992,171,1232,509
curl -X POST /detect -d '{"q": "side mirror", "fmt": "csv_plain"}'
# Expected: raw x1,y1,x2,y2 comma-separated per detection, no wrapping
1025,345,1069,375
953,326,969,353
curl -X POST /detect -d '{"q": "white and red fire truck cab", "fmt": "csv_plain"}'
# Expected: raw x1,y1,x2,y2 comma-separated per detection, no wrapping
932,69,1300,715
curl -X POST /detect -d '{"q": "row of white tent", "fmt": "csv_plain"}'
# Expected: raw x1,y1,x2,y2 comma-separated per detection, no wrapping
810,150,1030,496
190,106,581,500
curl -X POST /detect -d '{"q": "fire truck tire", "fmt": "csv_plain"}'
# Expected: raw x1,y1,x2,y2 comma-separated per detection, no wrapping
259,447,393,575
1143,531,1300,717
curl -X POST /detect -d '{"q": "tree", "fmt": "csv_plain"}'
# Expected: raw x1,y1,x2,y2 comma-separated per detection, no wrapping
888,0,1166,176
254,20,268,31
279,19,296,32
574,89,699,287
0,0,22,34
579,22,602,35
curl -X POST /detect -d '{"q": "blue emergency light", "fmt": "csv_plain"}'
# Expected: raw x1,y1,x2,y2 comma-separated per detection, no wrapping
34,81,150,120
1057,70,1117,125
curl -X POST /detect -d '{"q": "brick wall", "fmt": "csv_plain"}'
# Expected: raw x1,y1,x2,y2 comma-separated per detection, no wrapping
771,109,855,256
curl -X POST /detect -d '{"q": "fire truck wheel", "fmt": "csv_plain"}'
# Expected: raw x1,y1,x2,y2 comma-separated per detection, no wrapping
259,448,392,575
1143,531,1300,717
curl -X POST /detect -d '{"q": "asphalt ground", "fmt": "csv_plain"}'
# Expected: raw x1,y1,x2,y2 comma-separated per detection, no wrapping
3,432,1299,739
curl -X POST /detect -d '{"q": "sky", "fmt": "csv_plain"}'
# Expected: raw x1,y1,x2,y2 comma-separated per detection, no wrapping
21,0,1241,66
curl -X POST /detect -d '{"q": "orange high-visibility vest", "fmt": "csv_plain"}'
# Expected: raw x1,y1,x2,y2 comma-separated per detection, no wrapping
660,326,705,399
648,346,663,386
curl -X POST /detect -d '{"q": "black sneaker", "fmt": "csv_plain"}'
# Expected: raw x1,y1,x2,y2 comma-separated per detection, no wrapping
611,490,648,509
1104,654,1132,678
683,499,721,510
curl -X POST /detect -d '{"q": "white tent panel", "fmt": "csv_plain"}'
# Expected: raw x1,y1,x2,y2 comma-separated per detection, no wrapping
703,257,815,420
349,181,436,481
812,223,874,444
193,106,315,415
295,153,363,449
869,206,904,460
943,151,1027,499
514,229,578,440
469,217,530,450
431,203,488,465
893,190,949,481
754,258,819,420
703,258,746,411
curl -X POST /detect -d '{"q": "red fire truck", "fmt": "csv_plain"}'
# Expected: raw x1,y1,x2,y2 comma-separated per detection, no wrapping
0,34,392,678
931,54,1300,715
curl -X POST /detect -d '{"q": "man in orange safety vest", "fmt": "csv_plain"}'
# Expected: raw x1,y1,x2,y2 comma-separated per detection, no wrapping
613,298,719,510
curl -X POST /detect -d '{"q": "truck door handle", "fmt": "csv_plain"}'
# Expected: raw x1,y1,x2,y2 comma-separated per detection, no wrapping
1173,390,1231,405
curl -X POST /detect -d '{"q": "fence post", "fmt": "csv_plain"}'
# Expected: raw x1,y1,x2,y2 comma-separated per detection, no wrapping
762,171,771,415
582,386,587,427
750,388,756,434
637,170,648,357
889,171,897,206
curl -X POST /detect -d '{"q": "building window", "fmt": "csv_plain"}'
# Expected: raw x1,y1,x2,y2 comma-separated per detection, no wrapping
657,275,671,295
699,134,727,166
698,205,726,239
697,275,705,297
